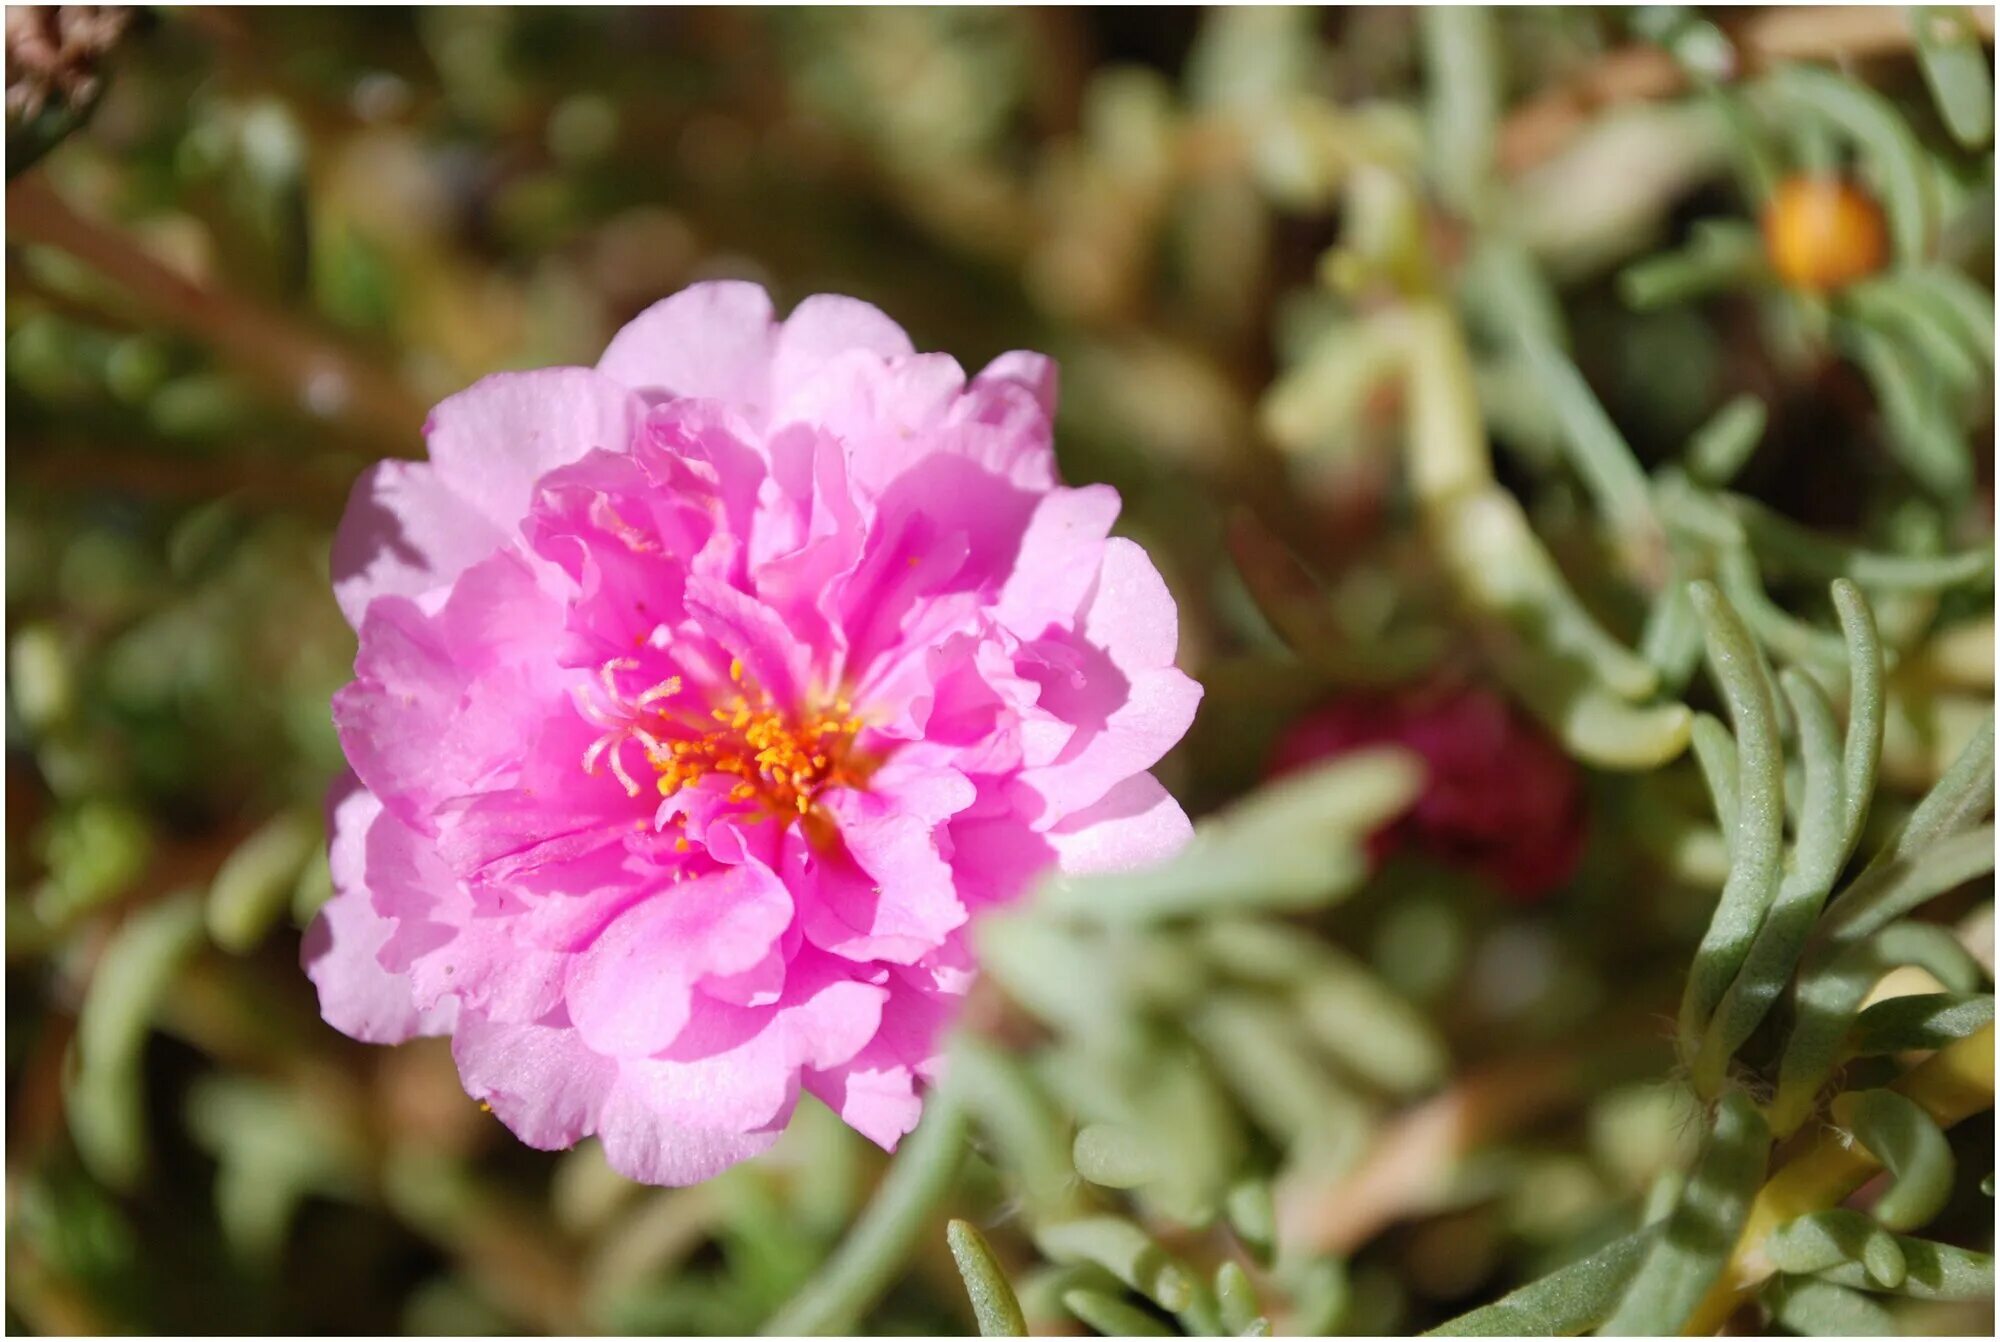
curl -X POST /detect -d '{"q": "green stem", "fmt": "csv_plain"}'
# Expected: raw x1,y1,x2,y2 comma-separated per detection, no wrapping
760,1088,969,1336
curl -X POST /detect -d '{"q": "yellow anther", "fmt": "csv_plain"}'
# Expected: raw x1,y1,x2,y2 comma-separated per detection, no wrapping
589,660,870,821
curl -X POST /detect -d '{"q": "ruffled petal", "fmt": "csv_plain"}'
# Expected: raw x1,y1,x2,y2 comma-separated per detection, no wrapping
995,484,1121,636
332,553,568,829
598,281,777,410
771,293,915,397
805,1042,923,1150
610,957,887,1136
424,368,644,534
595,1085,782,1186
682,574,811,707
1018,665,1204,819
796,785,969,965
303,776,458,1043
974,350,1058,416
331,460,509,629
452,1009,614,1150
1043,772,1191,874
565,861,794,1059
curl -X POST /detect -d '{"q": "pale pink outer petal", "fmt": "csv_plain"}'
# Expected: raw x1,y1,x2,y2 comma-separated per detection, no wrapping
452,1009,614,1150
773,351,972,493
1018,538,1204,818
771,294,915,396
323,773,575,1029
332,565,564,830
610,963,887,1136
597,281,778,409
975,350,1058,415
454,1010,787,1186
1082,536,1183,670
1023,668,1203,818
331,460,510,630
423,368,645,534
595,1086,782,1186
303,776,457,1043
803,972,950,1149
1043,772,1192,874
805,1042,923,1150
995,485,1121,634
411,917,569,1025
564,861,794,1059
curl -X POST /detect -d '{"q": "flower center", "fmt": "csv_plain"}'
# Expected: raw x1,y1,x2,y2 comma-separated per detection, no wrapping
579,658,867,818
656,673,865,816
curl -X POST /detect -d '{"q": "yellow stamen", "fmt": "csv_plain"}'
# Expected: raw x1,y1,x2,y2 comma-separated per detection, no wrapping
615,661,874,821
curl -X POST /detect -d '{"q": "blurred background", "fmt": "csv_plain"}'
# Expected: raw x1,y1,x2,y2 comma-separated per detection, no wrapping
5,6,1994,1336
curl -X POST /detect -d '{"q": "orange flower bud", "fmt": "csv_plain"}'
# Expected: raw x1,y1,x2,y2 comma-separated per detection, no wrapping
1761,176,1890,292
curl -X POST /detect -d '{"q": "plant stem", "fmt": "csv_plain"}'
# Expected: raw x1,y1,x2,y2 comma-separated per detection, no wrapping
1682,1024,1995,1334
1497,6,1997,174
760,1087,970,1335
6,172,427,450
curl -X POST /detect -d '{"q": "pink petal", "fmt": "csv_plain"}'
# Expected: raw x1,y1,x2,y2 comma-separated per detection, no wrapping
683,575,810,707
995,485,1121,635
805,1048,923,1150
1044,772,1192,874
975,350,1058,416
1082,537,1182,671
424,368,644,533
796,788,968,965
804,972,951,1149
612,958,887,1135
946,808,1057,909
598,281,777,410
333,561,565,829
410,916,569,1025
1019,666,1204,819
331,460,509,629
774,350,970,492
303,777,458,1044
772,294,915,396
451,1009,614,1150
596,1085,782,1186
565,862,794,1058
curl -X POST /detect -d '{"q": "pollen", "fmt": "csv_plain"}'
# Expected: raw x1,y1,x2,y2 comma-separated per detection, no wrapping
655,686,868,817
578,656,868,818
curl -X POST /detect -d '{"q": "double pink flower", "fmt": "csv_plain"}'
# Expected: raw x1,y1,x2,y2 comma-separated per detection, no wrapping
309,283,1201,1184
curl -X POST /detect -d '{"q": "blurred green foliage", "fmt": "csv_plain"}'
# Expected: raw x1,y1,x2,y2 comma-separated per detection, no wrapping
6,6,1995,1337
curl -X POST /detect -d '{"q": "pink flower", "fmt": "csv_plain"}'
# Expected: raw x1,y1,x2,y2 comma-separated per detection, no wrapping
1268,684,1583,902
305,283,1201,1184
